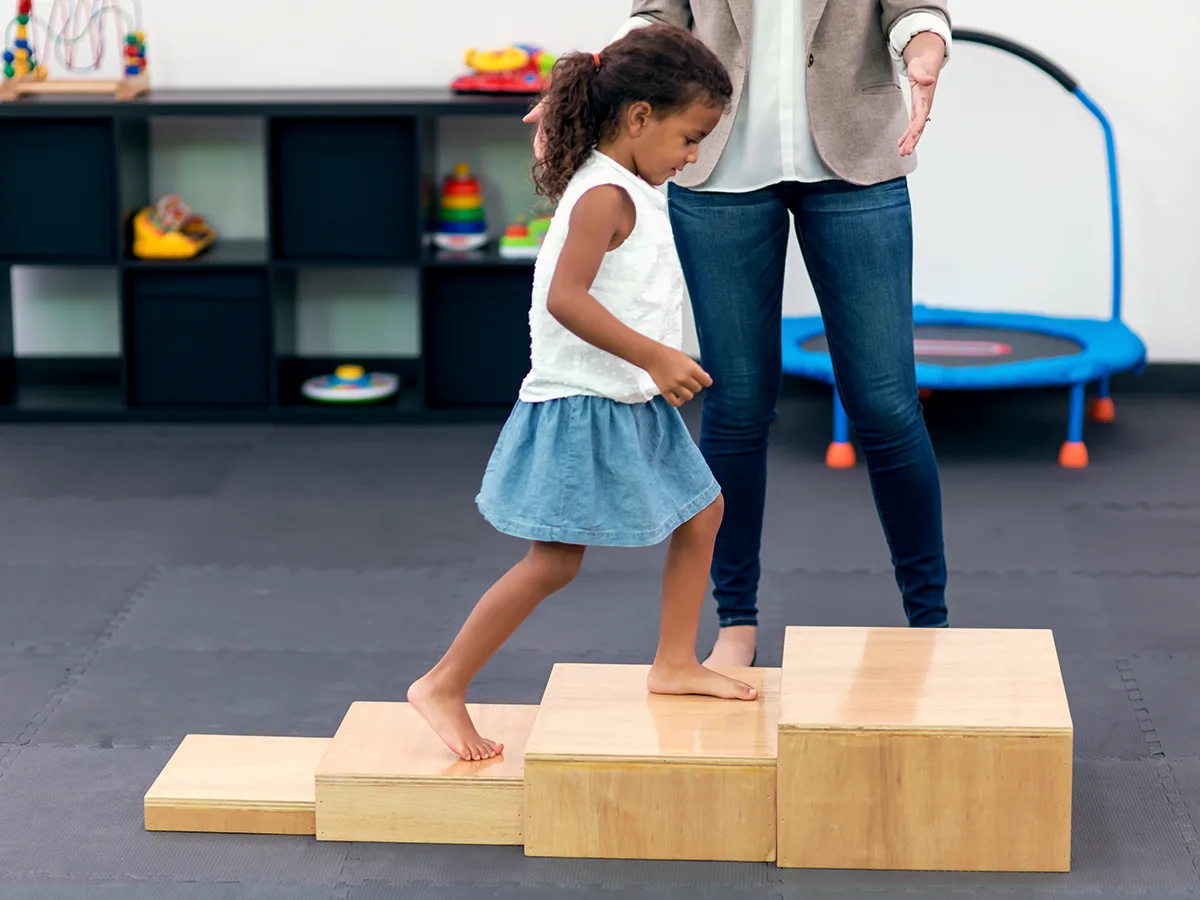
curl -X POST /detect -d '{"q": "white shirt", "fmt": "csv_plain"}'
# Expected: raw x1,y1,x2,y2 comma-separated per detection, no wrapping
613,2,952,192
519,151,686,404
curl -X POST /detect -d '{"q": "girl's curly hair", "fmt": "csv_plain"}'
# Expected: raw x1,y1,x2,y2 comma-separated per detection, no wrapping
532,24,733,203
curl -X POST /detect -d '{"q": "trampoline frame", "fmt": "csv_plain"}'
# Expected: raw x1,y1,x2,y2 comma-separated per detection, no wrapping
780,29,1147,468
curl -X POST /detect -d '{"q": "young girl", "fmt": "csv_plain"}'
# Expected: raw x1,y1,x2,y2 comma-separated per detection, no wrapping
408,24,756,762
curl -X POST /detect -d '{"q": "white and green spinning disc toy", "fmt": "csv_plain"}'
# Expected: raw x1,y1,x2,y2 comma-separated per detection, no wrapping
301,364,399,403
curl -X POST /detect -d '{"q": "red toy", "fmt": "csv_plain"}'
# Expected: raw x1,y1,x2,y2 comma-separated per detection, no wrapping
451,43,555,95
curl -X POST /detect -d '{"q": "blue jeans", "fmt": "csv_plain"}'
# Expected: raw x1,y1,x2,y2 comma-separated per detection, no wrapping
668,177,949,629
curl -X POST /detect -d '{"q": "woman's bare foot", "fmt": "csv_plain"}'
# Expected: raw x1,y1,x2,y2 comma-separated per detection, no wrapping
646,661,758,700
407,674,504,762
702,624,757,668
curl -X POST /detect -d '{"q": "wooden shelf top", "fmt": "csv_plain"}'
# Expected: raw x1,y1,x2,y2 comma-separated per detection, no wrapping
524,663,781,765
315,701,538,785
0,87,536,118
779,626,1073,735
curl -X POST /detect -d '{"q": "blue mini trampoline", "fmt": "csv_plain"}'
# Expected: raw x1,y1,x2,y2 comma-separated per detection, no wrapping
780,30,1146,468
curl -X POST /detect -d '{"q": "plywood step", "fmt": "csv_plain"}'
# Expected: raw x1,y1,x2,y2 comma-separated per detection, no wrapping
776,626,1074,872
522,663,781,862
315,701,538,845
144,734,331,835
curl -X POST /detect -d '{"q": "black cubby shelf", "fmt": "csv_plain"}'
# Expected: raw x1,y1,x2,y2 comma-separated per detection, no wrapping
0,89,538,423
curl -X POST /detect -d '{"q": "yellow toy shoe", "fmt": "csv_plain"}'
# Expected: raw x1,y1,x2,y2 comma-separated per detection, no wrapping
132,194,217,260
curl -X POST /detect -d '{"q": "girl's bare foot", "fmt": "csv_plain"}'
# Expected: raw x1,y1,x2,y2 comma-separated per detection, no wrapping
646,661,758,700
407,675,504,762
703,624,757,668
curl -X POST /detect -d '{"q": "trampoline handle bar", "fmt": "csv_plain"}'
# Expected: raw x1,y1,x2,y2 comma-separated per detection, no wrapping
952,28,1124,323
951,30,1078,93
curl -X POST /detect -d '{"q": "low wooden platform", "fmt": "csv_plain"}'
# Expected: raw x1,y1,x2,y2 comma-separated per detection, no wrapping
776,626,1074,872
314,701,538,845
523,663,781,862
144,734,331,835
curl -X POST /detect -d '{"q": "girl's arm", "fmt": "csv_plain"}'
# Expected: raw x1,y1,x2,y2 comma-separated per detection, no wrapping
545,185,711,405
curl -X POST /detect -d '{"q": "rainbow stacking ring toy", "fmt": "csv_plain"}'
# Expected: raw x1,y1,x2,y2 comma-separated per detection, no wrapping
301,365,399,404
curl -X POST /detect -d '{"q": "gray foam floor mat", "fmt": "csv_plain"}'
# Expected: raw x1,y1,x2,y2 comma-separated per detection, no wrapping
0,566,148,651
0,650,78,744
0,499,212,567
1056,652,1153,761
0,885,335,900
175,494,521,570
1067,506,1200,575
0,746,349,884
1095,575,1200,656
1123,653,1200,758
109,565,499,653
0,396,1198,897
29,646,438,748
1171,758,1200,840
347,887,776,900
0,432,253,501
347,843,773,891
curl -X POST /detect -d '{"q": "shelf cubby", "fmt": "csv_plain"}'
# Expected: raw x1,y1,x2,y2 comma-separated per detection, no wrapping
0,118,119,264
422,265,533,408
269,116,420,264
123,267,271,408
0,89,536,422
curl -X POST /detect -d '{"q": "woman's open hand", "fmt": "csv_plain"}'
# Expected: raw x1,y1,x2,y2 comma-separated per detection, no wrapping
898,57,937,157
898,31,945,157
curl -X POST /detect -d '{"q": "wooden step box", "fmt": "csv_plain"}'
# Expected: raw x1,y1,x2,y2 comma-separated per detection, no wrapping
776,626,1073,872
522,663,782,862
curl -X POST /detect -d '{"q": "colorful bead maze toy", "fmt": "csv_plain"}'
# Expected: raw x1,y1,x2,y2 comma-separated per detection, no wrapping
451,43,554,95
2,0,149,102
431,163,489,252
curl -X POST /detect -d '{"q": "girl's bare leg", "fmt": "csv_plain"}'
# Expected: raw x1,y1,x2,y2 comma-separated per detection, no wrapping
408,541,585,760
647,494,758,700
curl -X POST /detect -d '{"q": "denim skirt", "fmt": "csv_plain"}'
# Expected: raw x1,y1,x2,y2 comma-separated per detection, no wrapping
476,394,720,547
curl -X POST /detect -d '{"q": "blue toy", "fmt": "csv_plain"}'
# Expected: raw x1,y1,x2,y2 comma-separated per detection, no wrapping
780,29,1145,469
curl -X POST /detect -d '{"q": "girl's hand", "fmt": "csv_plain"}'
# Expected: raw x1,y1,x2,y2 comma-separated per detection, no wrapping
647,347,713,406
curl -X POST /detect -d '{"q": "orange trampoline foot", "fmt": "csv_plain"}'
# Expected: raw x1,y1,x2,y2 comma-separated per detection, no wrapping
826,441,857,468
1058,441,1089,468
1089,397,1115,423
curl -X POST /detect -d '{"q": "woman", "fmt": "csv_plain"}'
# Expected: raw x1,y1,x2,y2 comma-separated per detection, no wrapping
528,1,953,666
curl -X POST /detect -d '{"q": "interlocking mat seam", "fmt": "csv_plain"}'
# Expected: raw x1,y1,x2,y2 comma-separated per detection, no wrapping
0,567,160,785
1118,658,1200,884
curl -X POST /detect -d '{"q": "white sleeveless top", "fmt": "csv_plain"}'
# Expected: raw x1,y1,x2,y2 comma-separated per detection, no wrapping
518,151,685,405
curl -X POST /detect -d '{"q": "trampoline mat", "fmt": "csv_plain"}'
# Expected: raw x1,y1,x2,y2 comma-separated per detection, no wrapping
801,325,1084,368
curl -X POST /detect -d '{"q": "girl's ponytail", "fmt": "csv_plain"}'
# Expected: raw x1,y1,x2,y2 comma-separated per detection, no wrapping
532,50,606,203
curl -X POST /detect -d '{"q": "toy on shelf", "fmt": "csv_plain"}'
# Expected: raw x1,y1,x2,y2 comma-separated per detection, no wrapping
451,43,554,95
301,364,400,405
1,0,149,102
131,194,217,260
498,214,551,259
431,163,489,252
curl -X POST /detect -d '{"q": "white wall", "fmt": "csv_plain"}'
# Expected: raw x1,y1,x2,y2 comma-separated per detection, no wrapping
12,0,1199,362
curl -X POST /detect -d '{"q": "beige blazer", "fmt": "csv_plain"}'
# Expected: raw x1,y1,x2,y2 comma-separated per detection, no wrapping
628,0,951,187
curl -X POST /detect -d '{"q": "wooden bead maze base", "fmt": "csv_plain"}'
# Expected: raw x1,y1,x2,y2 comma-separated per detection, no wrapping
0,70,147,101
